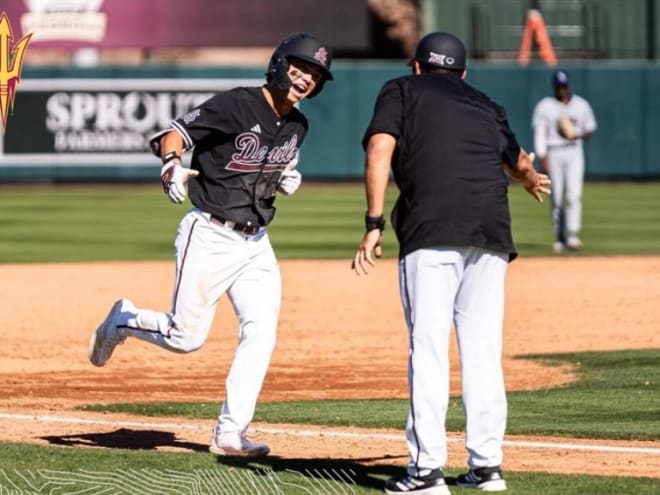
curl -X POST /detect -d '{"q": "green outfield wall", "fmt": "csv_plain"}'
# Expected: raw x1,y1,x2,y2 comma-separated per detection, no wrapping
1,61,658,182
422,0,660,60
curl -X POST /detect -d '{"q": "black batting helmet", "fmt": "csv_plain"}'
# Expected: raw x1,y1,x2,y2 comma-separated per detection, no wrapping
412,32,466,70
266,32,333,98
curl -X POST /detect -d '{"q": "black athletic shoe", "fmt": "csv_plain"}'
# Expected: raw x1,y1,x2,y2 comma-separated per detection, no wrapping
456,466,507,491
384,468,450,495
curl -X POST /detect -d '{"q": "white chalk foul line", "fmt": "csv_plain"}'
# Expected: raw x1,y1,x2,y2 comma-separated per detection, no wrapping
1,412,659,456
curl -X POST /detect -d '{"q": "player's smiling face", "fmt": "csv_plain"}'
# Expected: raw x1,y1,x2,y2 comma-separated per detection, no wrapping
286,58,323,102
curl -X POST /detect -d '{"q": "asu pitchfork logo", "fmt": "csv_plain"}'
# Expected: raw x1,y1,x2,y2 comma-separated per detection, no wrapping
0,12,31,134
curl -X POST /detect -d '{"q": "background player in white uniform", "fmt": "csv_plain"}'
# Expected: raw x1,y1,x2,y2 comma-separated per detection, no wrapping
532,70,597,252
353,32,549,494
88,33,333,457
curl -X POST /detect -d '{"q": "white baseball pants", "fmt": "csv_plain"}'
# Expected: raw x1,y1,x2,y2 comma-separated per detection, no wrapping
116,207,281,434
547,145,585,241
399,246,508,475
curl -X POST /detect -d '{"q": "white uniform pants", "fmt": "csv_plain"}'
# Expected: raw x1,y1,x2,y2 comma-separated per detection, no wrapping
399,246,508,474
118,208,281,434
547,145,585,241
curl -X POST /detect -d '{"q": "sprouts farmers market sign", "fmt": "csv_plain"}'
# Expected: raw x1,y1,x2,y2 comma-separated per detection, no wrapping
0,78,260,165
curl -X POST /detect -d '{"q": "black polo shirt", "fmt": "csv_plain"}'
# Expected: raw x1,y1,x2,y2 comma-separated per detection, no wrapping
363,72,522,260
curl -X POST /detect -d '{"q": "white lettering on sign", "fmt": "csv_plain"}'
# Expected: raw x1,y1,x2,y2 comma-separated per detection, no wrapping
44,91,213,151
54,130,146,151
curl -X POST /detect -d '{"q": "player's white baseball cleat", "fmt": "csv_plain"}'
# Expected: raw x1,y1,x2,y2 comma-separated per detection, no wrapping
552,241,565,253
566,236,583,251
88,299,132,367
209,426,270,457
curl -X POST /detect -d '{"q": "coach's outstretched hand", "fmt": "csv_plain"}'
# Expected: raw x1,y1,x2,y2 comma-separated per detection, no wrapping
505,150,551,203
352,229,383,276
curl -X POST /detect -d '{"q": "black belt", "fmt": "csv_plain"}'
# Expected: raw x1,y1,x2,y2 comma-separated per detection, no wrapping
210,214,261,235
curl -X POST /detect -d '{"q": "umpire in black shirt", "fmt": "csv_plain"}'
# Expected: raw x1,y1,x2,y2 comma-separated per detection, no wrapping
352,32,550,495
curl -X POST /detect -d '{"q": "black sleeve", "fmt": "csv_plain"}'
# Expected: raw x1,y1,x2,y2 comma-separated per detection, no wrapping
495,103,521,168
170,92,237,150
362,79,404,150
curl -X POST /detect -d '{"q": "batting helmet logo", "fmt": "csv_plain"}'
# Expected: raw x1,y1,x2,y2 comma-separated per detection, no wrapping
313,47,329,68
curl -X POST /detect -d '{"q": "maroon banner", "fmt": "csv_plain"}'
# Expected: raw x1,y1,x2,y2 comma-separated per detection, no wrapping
2,0,370,51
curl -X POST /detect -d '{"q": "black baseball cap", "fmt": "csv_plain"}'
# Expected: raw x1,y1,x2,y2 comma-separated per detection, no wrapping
410,32,466,70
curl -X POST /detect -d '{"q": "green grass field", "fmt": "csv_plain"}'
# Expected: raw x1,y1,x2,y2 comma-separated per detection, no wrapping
0,444,657,495
2,181,660,262
1,443,657,495
1,182,659,494
80,350,660,441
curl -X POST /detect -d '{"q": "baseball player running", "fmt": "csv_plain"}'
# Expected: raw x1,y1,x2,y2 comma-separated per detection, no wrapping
353,32,549,494
532,70,597,252
88,33,333,457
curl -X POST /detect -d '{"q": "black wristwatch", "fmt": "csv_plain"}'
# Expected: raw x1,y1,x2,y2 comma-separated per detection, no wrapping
365,213,386,232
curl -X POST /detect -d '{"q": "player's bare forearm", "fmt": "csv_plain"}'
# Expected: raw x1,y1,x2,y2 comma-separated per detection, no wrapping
352,132,395,275
504,148,532,183
160,131,185,159
365,133,396,216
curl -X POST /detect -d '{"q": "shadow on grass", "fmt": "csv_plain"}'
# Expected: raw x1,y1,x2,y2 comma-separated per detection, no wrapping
42,428,209,453
40,429,423,491
217,455,414,492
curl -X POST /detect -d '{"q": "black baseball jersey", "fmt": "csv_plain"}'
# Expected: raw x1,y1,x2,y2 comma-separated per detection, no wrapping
363,72,522,260
169,86,308,226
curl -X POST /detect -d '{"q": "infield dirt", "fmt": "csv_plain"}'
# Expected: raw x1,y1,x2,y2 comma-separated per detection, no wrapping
1,257,659,478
